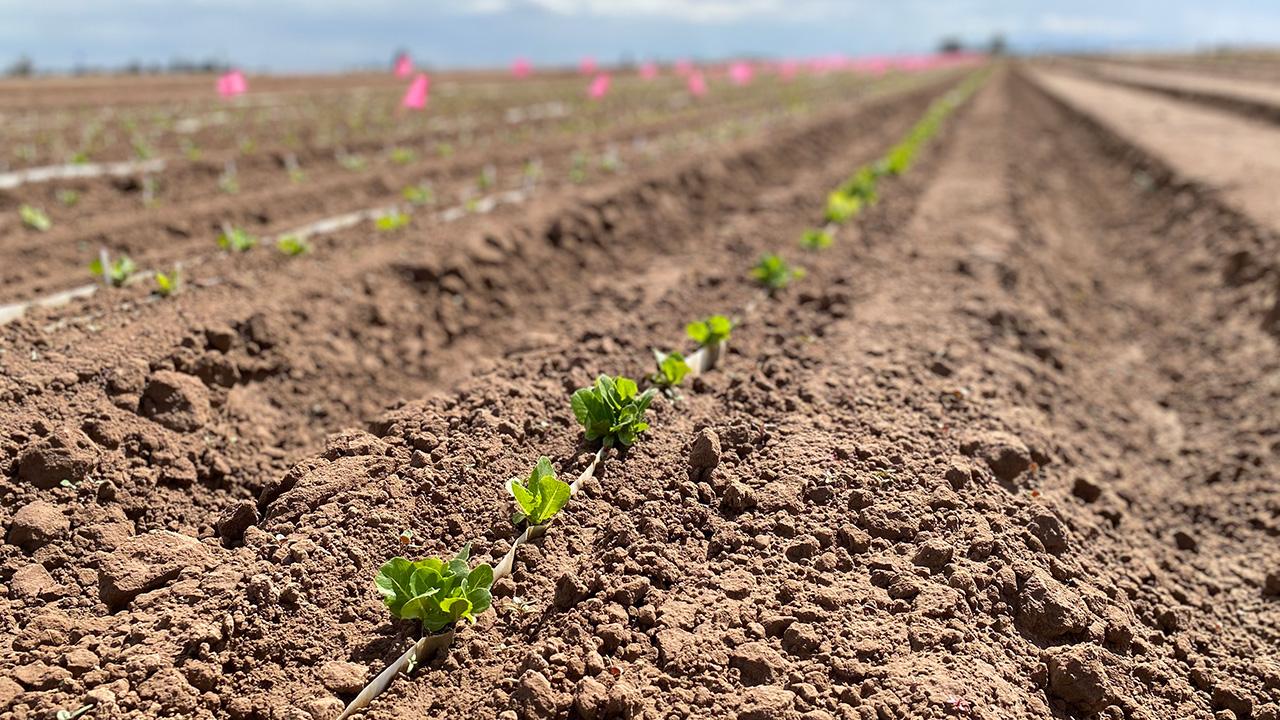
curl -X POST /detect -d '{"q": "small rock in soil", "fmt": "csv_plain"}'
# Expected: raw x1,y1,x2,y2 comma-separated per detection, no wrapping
722,481,757,512
16,429,98,489
961,430,1032,482
13,661,71,690
689,428,721,475
730,642,786,686
574,677,609,720
514,669,561,718
736,685,797,720
912,538,954,568
1017,568,1091,639
8,500,70,550
216,500,259,544
1263,570,1280,597
1046,644,1119,715
139,371,212,432
11,562,57,599
317,661,367,695
98,531,210,608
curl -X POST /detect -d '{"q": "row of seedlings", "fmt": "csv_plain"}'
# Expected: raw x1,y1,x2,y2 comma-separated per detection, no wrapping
339,68,992,717
339,313,738,718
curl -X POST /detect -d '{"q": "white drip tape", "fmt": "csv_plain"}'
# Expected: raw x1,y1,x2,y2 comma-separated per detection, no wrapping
0,158,166,190
0,189,532,328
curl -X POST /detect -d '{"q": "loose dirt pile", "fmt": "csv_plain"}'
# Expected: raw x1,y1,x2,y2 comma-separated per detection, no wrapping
3,65,1280,720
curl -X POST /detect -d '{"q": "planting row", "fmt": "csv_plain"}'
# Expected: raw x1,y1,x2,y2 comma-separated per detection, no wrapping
338,67,988,718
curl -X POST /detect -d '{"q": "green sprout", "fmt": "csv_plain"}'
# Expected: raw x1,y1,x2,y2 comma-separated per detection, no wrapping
506,457,572,527
374,543,494,634
571,375,657,448
650,350,691,390
217,226,257,252
276,235,310,256
375,210,411,232
402,184,434,206
752,253,804,291
800,228,832,250
19,205,52,232
390,147,417,165
56,189,81,208
89,253,137,287
686,315,733,348
154,270,181,297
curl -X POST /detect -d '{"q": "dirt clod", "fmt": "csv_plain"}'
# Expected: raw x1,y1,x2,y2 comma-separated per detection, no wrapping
139,370,212,432
317,661,368,695
16,429,98,489
8,500,69,550
961,430,1033,483
98,531,211,608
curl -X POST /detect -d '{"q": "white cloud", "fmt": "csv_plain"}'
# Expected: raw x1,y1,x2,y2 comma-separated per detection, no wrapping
1038,13,1140,38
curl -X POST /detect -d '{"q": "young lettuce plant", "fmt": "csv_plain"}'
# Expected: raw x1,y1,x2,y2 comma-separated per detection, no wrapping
824,189,860,224
571,375,657,448
375,210,411,232
154,270,181,297
89,253,136,287
752,253,804,291
217,225,257,252
277,235,310,256
506,457,571,527
375,543,493,634
19,204,52,232
402,184,434,206
650,350,691,392
800,228,832,250
686,315,733,348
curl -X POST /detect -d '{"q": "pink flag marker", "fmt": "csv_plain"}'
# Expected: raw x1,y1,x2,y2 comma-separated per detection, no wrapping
394,53,413,78
579,56,597,75
217,70,247,99
587,73,610,99
512,57,532,78
401,73,429,110
729,61,754,86
687,71,707,98
639,61,658,80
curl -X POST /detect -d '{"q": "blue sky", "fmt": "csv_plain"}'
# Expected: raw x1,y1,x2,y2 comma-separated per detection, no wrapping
3,0,1279,73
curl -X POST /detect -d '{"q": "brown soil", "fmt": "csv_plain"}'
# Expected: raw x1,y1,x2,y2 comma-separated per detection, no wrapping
3,63,1280,720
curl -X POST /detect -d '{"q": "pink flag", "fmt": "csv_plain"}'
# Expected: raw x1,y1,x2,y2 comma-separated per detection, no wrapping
587,73,610,99
674,59,694,77
217,70,247,98
687,71,707,97
512,57,532,78
639,62,658,80
394,53,412,78
401,73,429,110
729,61,754,86
579,56,597,75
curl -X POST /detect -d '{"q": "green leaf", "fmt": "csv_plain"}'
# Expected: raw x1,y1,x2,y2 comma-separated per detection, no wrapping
375,557,416,615
652,351,691,388
570,374,658,448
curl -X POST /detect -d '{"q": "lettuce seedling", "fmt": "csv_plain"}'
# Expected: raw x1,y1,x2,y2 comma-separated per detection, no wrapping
390,147,417,165
650,350,691,390
402,184,434,206
277,235,310,256
375,210,411,231
686,315,733,347
19,204,51,232
375,544,494,634
217,226,257,252
154,270,181,297
571,375,657,448
752,253,804,291
800,228,832,250
824,190,861,224
506,456,571,527
57,190,80,208
89,254,136,287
